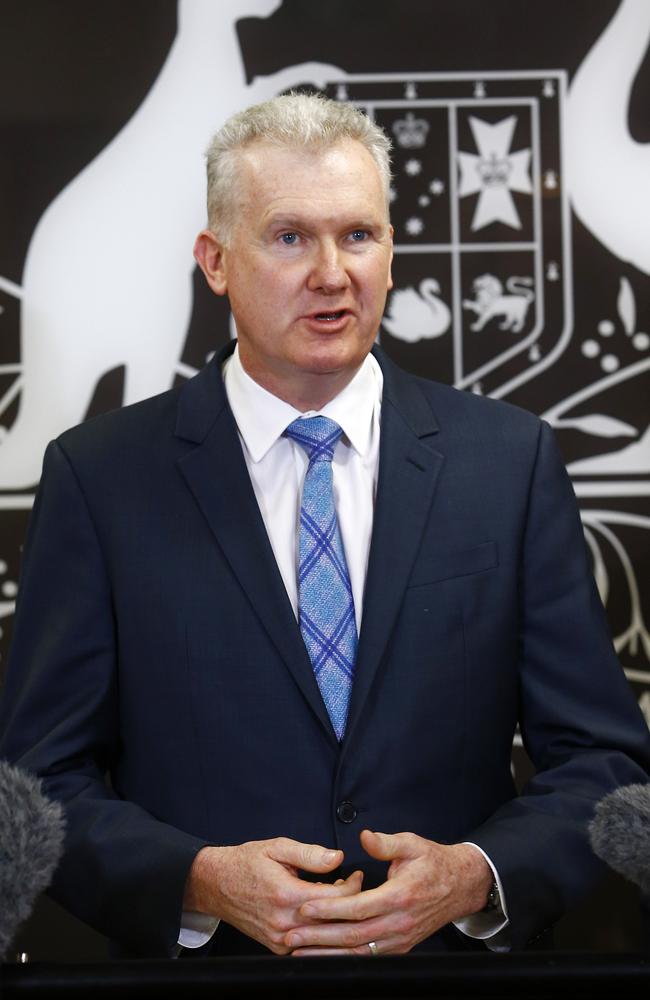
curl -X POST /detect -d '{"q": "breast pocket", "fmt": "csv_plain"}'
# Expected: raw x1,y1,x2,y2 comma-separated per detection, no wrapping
407,540,498,589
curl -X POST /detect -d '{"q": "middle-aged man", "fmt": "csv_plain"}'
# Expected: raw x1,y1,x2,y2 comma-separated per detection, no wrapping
1,93,649,960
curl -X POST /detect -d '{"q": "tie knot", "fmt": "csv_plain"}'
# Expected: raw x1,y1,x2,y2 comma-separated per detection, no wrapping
285,416,343,464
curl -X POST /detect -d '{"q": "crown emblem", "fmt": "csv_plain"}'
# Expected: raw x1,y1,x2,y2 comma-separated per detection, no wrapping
392,112,429,149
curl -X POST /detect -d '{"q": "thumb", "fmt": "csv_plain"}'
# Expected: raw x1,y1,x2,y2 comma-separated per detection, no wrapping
272,838,344,874
360,829,417,862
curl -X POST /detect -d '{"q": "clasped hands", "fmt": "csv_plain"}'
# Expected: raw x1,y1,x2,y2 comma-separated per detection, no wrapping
184,829,493,956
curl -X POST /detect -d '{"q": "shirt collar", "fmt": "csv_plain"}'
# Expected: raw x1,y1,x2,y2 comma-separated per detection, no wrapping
223,344,382,463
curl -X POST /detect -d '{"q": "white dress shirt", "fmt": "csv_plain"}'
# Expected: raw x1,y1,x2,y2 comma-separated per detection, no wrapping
223,345,381,631
179,346,508,950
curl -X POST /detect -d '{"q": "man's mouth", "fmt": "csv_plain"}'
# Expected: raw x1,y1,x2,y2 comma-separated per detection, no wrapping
312,310,347,322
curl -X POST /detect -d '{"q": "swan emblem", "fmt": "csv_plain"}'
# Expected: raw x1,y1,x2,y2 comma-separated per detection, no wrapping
382,279,451,343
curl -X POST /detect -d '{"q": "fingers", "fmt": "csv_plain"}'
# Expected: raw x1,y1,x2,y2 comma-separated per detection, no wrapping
291,944,386,957
299,869,363,896
211,833,460,958
299,882,388,922
291,936,406,958
292,947,360,957
291,871,363,921
334,870,365,895
271,838,344,874
360,828,419,862
183,839,363,956
284,918,386,952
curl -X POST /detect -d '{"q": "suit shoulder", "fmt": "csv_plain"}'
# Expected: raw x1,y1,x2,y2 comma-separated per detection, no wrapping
55,385,182,465
412,372,543,441
377,347,543,445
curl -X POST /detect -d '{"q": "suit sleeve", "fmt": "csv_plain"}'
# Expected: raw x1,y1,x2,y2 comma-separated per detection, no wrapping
467,420,650,949
0,440,209,956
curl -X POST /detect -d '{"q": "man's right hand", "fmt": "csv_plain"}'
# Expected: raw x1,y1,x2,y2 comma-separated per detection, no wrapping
183,838,363,954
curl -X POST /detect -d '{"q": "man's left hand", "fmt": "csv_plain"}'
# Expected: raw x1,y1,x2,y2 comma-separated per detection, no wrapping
285,829,493,956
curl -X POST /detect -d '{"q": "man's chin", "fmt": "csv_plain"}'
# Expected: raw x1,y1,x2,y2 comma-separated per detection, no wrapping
296,355,364,380
292,339,372,378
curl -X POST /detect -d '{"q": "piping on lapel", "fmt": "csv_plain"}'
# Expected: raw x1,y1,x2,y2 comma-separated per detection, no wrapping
174,347,338,745
342,348,444,752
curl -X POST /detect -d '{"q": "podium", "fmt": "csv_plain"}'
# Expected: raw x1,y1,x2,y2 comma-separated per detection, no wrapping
2,952,650,999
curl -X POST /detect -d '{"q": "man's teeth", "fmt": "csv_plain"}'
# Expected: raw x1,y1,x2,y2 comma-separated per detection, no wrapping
316,311,344,320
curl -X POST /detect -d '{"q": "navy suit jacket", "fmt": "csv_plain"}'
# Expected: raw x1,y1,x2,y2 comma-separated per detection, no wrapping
1,344,649,956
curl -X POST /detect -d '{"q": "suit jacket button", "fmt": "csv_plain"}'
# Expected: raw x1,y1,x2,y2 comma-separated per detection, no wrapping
336,800,357,823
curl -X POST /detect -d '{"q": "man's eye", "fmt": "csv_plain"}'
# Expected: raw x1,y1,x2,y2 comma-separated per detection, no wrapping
280,232,299,245
350,230,368,242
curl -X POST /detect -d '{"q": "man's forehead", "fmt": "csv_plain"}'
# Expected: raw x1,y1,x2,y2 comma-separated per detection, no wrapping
235,139,387,220
238,136,378,179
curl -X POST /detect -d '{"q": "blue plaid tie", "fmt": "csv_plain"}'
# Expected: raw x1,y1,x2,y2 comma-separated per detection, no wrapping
285,416,357,741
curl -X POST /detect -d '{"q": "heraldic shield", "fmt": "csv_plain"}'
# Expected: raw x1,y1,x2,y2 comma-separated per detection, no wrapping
331,73,649,701
325,72,571,399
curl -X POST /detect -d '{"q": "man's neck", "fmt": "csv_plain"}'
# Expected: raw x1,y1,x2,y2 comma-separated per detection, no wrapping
237,358,365,413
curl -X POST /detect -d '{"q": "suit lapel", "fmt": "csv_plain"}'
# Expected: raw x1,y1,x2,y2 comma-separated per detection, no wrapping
343,351,445,749
174,350,337,744
173,346,445,749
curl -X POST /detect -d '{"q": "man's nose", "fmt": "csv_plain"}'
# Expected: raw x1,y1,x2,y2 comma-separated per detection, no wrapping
307,241,351,293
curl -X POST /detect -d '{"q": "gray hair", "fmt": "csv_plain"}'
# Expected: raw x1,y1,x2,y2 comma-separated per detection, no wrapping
205,92,393,244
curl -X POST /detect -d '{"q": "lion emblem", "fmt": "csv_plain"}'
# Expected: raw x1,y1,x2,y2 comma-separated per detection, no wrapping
462,274,534,333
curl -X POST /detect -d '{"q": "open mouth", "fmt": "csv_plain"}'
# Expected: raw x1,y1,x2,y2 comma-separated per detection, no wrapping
313,310,347,322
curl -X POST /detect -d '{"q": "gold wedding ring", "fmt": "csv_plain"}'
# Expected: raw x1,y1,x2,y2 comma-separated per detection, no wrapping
368,940,379,957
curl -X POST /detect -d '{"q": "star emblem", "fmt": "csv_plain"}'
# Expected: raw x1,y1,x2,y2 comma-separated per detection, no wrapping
404,158,422,177
457,116,532,230
404,216,424,236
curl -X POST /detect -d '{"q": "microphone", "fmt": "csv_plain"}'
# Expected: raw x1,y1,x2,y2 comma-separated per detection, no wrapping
588,782,650,896
0,760,66,960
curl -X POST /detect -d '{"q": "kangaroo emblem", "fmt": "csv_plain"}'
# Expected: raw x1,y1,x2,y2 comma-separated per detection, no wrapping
0,0,343,489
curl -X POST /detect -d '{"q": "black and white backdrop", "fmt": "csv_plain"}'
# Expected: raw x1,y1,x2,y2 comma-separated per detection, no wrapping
0,0,648,956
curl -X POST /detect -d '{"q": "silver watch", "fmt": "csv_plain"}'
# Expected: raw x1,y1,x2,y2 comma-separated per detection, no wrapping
482,879,500,912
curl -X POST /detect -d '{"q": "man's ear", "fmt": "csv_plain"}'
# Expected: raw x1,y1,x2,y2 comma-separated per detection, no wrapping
193,229,228,296
387,224,394,291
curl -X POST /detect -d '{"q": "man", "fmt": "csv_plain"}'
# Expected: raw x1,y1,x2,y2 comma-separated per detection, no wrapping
1,93,648,959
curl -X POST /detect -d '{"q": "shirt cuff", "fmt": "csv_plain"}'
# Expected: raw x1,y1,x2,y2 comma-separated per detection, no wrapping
452,843,510,949
178,911,220,949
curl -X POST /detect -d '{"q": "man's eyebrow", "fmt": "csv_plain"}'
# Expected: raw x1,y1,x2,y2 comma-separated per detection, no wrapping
263,214,307,230
263,213,386,232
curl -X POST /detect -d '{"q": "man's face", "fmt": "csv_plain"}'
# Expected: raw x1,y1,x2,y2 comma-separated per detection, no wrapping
195,138,393,408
